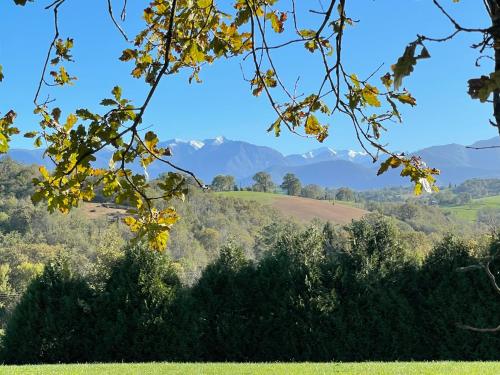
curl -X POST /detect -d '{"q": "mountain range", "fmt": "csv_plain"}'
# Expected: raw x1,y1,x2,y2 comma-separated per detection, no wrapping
5,136,500,190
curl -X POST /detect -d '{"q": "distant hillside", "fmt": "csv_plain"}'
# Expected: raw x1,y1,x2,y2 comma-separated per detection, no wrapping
442,195,500,222
4,136,500,189
154,137,286,181
416,137,500,175
217,191,368,224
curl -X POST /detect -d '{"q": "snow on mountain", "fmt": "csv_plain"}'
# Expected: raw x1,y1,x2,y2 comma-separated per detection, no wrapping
288,147,371,166
212,136,225,145
6,136,500,189
347,150,367,159
189,140,205,150
167,139,205,150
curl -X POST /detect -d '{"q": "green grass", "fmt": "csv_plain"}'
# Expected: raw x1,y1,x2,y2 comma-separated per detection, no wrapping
216,191,282,204
443,195,500,222
1,362,499,375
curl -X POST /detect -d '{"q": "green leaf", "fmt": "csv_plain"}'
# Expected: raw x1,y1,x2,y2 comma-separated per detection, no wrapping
24,131,38,138
377,156,402,176
100,99,118,106
144,131,159,151
381,73,392,89
112,86,122,101
304,40,317,53
120,49,138,62
391,43,430,90
267,118,281,137
188,43,205,63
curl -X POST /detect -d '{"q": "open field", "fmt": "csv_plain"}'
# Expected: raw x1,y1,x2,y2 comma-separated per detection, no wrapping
77,192,367,225
217,191,280,204
80,202,128,221
443,195,500,221
1,362,500,375
217,191,367,224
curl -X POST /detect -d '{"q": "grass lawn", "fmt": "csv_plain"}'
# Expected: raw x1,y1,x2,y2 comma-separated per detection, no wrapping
1,362,500,375
443,195,500,222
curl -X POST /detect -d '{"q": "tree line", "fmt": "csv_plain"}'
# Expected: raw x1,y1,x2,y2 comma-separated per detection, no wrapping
2,216,500,364
211,172,356,202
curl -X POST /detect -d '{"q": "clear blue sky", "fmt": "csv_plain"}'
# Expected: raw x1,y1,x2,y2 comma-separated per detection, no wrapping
0,0,495,154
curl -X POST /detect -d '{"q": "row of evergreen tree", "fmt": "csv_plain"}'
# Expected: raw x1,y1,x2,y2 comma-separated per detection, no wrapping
2,217,500,364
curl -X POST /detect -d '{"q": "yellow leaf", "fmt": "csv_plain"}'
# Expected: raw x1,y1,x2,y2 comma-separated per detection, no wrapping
123,216,140,232
197,0,212,7
305,115,321,135
64,113,77,131
149,230,169,251
362,85,381,107
188,43,205,64
396,93,417,106
39,166,50,180
350,74,361,89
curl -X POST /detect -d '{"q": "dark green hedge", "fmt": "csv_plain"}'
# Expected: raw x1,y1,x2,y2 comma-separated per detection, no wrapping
3,218,500,363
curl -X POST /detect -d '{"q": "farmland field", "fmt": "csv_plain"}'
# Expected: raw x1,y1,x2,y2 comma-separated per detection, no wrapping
217,191,367,224
80,202,128,220
443,195,500,221
1,362,500,375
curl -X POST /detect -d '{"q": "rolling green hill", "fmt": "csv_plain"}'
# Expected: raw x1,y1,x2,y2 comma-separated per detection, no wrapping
443,195,500,221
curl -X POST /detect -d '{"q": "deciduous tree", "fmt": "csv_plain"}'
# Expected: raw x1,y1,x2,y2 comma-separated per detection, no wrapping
211,175,236,192
280,173,301,196
252,171,275,193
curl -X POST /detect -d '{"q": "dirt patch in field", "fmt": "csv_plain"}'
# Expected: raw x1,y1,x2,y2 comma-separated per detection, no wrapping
81,202,128,221
271,195,367,224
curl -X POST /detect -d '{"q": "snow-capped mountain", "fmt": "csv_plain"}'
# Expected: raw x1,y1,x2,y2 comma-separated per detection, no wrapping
285,147,372,167
4,136,500,189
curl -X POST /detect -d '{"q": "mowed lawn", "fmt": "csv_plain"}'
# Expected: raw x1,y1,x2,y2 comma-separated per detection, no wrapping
1,362,500,375
444,195,500,221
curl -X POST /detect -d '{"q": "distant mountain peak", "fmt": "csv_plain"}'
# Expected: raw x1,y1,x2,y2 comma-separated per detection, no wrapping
347,150,367,158
5,135,500,189
189,140,205,150
294,147,369,166
212,136,225,145
166,138,205,150
468,136,500,149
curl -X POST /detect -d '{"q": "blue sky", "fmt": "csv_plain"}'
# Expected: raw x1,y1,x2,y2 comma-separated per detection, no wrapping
0,0,495,155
